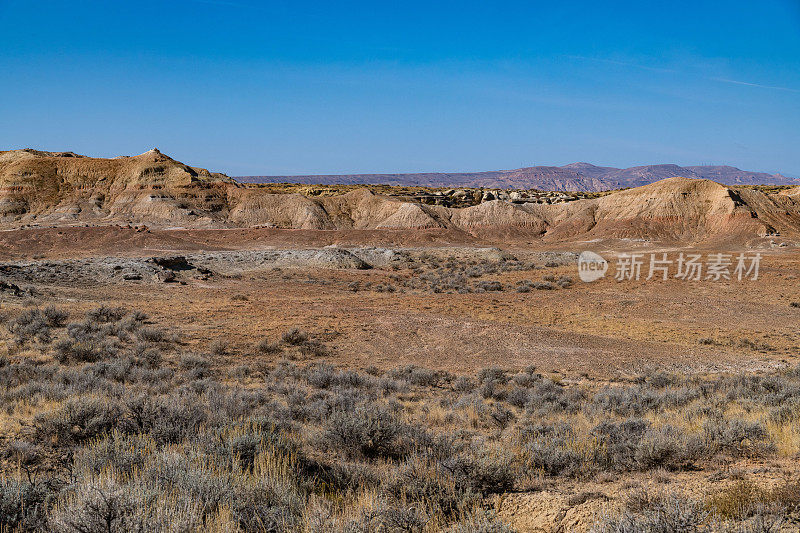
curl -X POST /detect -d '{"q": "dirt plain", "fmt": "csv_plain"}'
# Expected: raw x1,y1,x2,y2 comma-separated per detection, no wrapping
1,226,796,378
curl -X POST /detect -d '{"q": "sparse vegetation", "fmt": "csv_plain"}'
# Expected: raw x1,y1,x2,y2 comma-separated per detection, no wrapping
360,253,577,295
1,307,799,531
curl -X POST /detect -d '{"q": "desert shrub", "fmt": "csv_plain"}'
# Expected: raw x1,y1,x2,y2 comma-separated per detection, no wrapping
517,422,584,477
701,418,774,457
510,368,540,387
4,440,43,472
298,340,328,358
480,380,505,401
53,337,116,364
715,374,800,406
442,446,515,495
229,364,250,379
477,367,507,385
42,305,69,327
204,386,269,420
0,359,49,388
0,478,53,532
136,326,173,344
209,339,228,356
74,431,154,476
123,394,207,445
515,281,532,293
7,309,51,344
179,353,211,374
769,399,800,424
590,385,692,416
634,424,699,471
305,364,335,389
506,387,530,408
528,417,698,476
48,477,162,533
643,370,681,388
257,337,282,355
790,302,800,308
453,376,475,392
591,418,651,471
379,505,429,532
281,328,309,346
323,406,424,460
738,338,774,352
769,480,800,514
34,395,125,447
486,404,515,429
86,305,128,324
708,480,774,521
384,454,477,518
474,280,503,292
591,490,709,532
556,275,573,288
373,283,396,293
389,365,445,387
524,379,585,415
139,346,163,369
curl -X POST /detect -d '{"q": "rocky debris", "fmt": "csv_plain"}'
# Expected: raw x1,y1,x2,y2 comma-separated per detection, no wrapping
186,248,372,273
149,256,194,271
0,279,28,297
153,270,177,283
0,246,574,288
0,255,208,286
405,187,588,208
349,247,412,268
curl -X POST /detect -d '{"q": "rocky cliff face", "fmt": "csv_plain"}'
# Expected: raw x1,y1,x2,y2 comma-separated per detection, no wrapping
0,148,235,227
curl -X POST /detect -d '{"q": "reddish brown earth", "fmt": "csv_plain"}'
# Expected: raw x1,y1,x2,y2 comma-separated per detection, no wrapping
1,225,797,378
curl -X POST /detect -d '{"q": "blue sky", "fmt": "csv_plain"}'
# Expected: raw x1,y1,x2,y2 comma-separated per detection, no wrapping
1,1,799,176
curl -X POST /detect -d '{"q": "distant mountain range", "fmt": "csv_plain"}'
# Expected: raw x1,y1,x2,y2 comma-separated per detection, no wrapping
237,163,799,192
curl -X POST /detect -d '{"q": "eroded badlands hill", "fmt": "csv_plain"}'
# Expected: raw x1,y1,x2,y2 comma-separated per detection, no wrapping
2,149,799,244
0,148,235,228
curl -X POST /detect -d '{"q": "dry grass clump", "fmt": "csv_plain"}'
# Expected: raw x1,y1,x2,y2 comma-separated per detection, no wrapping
2,307,800,531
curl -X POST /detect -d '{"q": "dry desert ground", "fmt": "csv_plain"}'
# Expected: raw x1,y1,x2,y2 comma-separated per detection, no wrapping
1,150,800,532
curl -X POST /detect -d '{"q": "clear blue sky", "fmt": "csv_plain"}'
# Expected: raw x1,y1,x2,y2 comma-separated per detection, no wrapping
2,1,799,176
